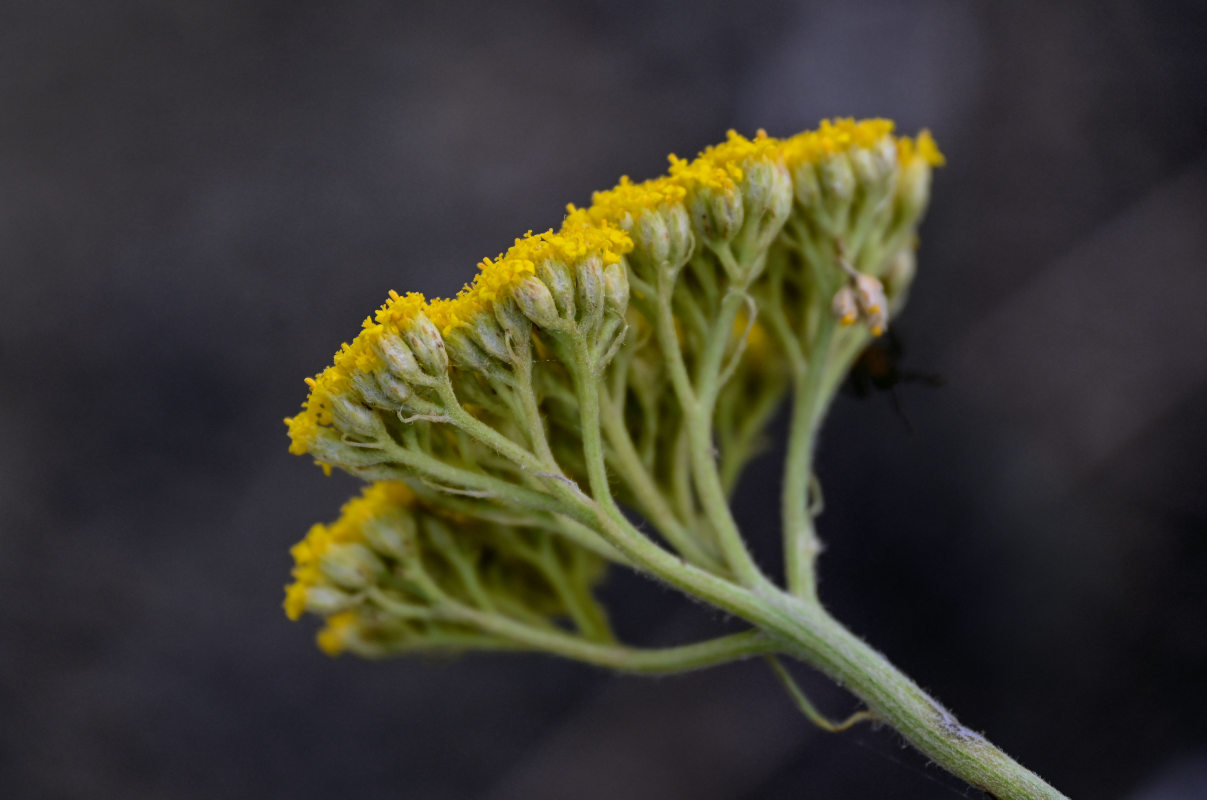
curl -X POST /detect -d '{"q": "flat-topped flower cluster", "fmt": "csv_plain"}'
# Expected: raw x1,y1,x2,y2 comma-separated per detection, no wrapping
283,118,942,656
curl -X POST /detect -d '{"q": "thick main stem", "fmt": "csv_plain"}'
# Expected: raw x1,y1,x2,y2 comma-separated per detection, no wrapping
742,590,1068,800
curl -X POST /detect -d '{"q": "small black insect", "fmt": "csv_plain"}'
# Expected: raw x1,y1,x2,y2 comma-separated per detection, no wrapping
844,329,943,432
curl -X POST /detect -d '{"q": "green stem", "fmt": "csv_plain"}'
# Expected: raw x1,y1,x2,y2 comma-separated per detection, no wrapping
654,267,764,586
459,607,774,673
746,593,1069,800
598,389,722,571
783,316,836,600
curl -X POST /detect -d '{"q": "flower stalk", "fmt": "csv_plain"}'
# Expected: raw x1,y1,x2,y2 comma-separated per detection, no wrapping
280,119,1067,799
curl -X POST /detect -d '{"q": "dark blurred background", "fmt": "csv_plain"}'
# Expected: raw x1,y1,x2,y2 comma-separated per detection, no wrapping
3,1,1206,798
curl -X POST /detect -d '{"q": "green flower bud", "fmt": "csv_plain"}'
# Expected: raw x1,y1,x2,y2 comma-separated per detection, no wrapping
304,585,358,615
493,297,532,348
850,139,896,192
602,262,630,315
470,313,512,363
736,160,794,259
372,332,424,383
896,158,932,225
883,247,916,295
631,204,692,272
320,543,385,590
690,188,744,243
306,428,388,470
818,154,857,231
362,510,417,561
792,162,823,210
444,327,494,373
374,371,412,405
634,208,671,264
575,254,605,322
329,392,383,439
348,370,394,410
513,275,561,328
537,260,576,319
403,314,449,375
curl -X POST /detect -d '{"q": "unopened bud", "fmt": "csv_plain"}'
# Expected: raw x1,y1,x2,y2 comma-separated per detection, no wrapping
373,332,424,382
319,543,385,590
362,511,417,561
850,144,893,191
882,247,916,295
792,162,823,210
818,154,856,230
493,297,532,345
575,254,605,321
471,314,511,363
330,392,382,439
737,160,793,257
374,371,412,405
896,158,932,224
348,370,393,409
602,262,629,315
692,188,744,242
635,208,671,264
304,585,358,615
513,275,561,328
537,260,576,319
444,327,493,373
403,314,448,374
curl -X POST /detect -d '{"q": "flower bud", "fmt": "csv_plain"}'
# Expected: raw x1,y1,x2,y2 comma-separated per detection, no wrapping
631,204,692,270
602,262,629,315
374,371,412,405
818,154,856,230
493,297,532,346
850,141,895,192
362,510,417,561
635,208,671,264
305,427,383,470
444,327,493,373
513,275,561,328
319,543,385,590
896,158,932,224
330,392,383,439
373,331,424,382
348,370,394,410
304,585,358,615
471,314,512,363
736,160,794,259
792,162,823,211
575,254,605,321
690,188,744,243
882,247,916,296
403,313,448,375
537,260,576,319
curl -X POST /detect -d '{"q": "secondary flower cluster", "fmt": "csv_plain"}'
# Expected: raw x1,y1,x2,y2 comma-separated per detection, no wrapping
284,118,942,655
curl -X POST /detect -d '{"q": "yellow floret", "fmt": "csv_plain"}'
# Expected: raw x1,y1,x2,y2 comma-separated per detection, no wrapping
671,128,786,193
780,117,896,168
283,482,419,620
897,129,946,167
316,611,358,655
581,175,688,226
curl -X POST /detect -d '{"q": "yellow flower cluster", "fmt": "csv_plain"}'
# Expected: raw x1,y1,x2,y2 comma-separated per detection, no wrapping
284,481,416,621
285,118,943,460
